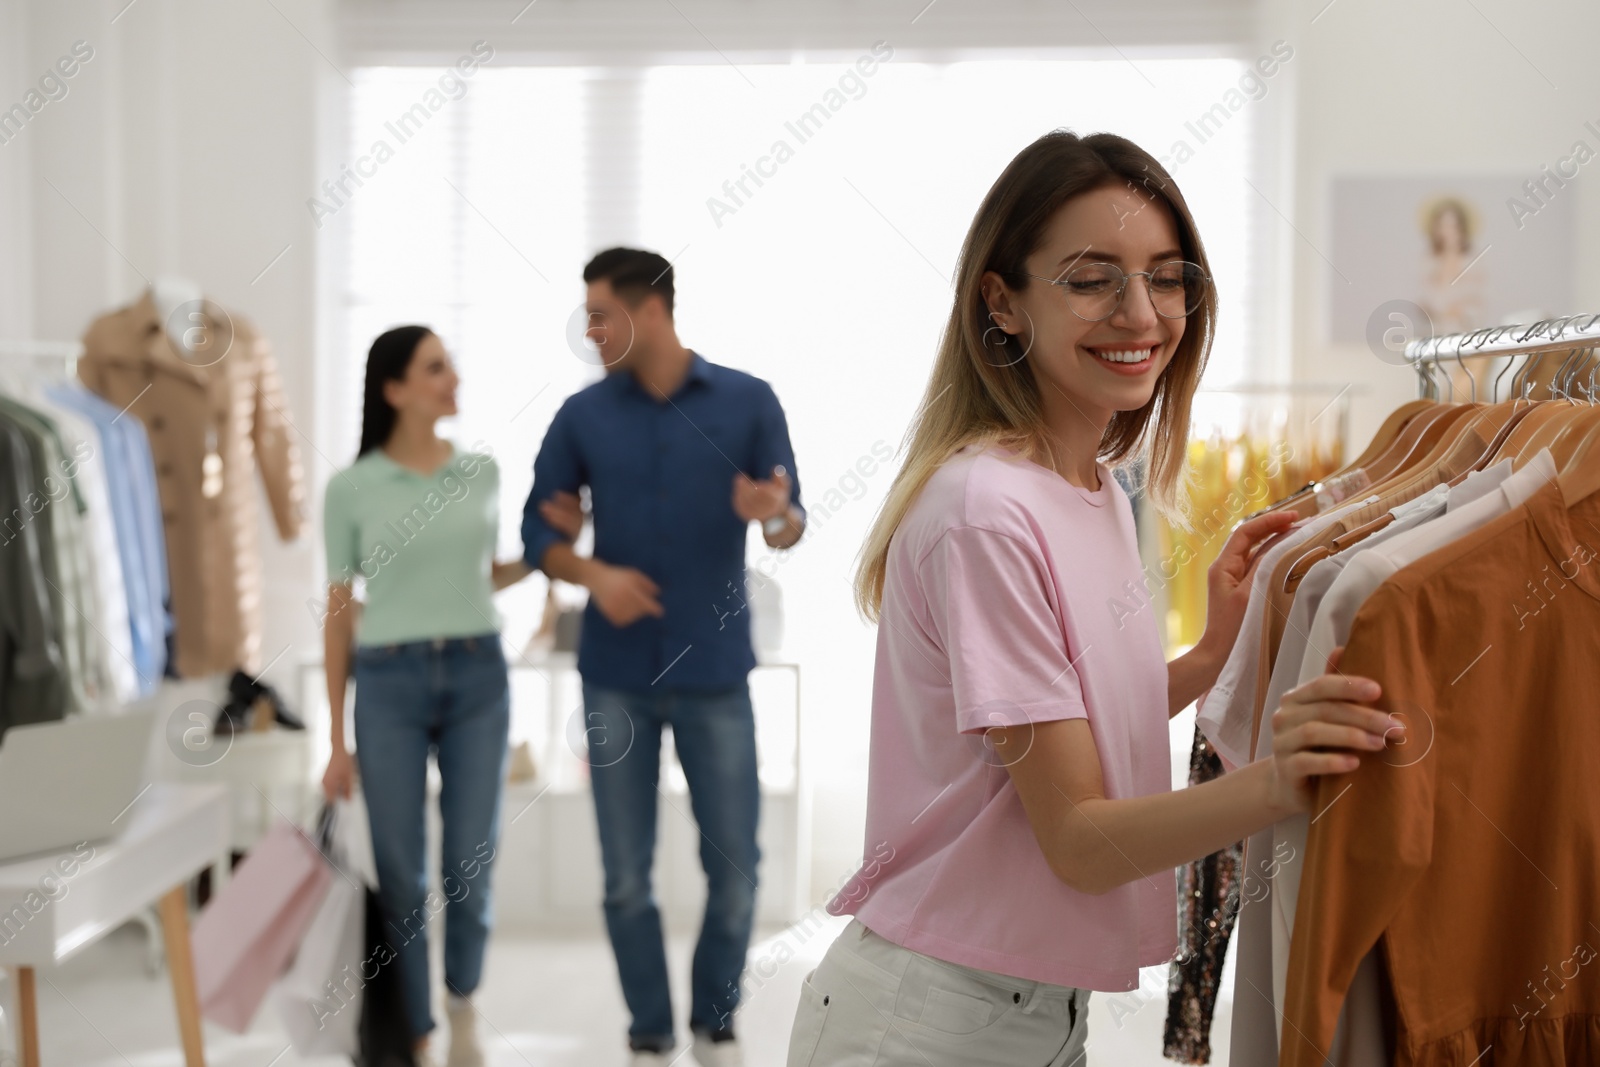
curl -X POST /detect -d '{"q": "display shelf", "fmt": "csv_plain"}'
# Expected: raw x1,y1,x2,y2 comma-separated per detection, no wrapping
132,677,314,875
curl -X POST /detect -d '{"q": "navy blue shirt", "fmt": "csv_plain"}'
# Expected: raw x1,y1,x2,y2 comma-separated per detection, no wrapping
521,352,804,690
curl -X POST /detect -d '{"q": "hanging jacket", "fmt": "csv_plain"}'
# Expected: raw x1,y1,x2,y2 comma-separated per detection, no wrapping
0,395,94,712
79,291,306,676
0,411,68,733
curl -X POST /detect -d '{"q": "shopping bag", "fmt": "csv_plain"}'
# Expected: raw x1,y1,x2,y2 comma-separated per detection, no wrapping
191,816,334,1033
335,787,380,890
356,882,417,1067
272,803,366,1054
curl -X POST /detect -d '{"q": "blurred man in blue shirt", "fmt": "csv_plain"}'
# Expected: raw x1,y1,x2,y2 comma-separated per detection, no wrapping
521,248,804,1066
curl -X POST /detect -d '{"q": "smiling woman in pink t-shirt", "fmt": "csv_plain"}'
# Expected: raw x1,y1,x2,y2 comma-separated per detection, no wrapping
783,131,1398,1066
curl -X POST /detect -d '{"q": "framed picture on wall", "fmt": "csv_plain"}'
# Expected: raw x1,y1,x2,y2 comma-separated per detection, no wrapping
1328,173,1577,344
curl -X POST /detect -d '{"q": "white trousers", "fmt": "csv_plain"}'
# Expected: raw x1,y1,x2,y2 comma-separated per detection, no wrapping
785,919,1090,1066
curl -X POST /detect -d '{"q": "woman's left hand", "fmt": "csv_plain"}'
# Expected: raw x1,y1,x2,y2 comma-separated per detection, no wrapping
1197,509,1298,666
492,559,534,591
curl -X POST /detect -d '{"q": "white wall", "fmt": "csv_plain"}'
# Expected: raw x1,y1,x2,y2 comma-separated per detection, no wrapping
3,0,338,690
1261,0,1600,449
0,0,33,340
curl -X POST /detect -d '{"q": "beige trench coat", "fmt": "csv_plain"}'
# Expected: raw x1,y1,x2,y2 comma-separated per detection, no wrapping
79,291,306,677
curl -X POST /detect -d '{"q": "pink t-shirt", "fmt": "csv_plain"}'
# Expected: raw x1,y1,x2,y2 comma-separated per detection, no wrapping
828,443,1177,992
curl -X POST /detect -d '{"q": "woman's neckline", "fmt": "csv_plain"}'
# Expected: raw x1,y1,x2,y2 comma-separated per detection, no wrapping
380,439,456,478
981,442,1110,506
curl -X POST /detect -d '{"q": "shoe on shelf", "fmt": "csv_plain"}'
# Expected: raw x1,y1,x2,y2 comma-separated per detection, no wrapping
212,696,248,737
218,669,307,733
691,1028,744,1067
255,675,306,730
446,997,486,1067
225,668,308,735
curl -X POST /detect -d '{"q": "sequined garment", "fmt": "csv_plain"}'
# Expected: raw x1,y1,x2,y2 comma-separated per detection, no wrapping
1163,725,1242,1064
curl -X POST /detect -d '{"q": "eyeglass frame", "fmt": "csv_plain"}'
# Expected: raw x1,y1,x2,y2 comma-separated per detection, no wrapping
1015,258,1210,322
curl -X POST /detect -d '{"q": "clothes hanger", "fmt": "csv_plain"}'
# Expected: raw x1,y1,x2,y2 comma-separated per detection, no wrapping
1319,350,1437,485
1321,353,1540,555
1488,348,1521,408
1494,348,1588,467
1549,409,1600,473
1357,399,1466,485
1435,343,1544,483
1258,397,1438,520
1556,402,1600,505
1485,343,1568,463
1395,345,1510,481
1369,399,1481,487
1279,425,1460,587
1550,327,1600,500
1337,399,1435,474
1246,396,1434,520
1543,350,1600,468
1280,410,1491,587
1279,352,1490,589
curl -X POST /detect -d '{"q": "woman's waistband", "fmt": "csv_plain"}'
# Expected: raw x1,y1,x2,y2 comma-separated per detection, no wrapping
355,632,501,656
846,920,1083,1001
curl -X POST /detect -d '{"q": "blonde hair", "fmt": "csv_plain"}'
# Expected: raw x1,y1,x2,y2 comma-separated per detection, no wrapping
853,130,1216,620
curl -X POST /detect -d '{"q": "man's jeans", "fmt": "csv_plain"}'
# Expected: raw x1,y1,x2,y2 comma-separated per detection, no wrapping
354,634,510,1039
580,681,762,1048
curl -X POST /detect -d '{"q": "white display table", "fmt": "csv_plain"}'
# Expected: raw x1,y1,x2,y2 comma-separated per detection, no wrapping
0,783,229,1067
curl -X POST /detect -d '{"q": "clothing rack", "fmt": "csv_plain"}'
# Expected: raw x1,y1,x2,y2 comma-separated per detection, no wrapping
1207,331,1600,1065
0,340,82,378
1403,313,1600,401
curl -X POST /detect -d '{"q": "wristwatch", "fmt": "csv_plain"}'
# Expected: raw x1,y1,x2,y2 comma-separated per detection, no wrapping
763,511,789,537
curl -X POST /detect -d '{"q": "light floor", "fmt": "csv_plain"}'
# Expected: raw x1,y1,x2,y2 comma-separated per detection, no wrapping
0,915,1233,1066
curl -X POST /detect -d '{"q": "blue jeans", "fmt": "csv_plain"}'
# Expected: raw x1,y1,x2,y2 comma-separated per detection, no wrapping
354,633,510,1040
581,681,761,1049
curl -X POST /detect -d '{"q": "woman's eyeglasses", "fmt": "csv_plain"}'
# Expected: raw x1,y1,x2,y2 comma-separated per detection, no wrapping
1019,259,1209,322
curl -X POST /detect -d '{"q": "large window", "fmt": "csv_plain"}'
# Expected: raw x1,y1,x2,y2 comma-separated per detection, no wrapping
337,56,1258,763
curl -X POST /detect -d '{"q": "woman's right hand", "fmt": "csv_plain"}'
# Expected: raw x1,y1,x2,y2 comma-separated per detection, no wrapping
322,746,356,802
1265,647,1398,815
540,491,587,541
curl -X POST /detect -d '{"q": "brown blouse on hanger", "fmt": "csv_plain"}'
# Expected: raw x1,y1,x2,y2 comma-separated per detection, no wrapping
1282,480,1600,1066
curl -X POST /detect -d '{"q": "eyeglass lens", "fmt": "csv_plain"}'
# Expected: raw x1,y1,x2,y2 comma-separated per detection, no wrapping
1060,261,1206,320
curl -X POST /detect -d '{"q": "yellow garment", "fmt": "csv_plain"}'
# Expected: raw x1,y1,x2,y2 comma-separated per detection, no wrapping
1156,433,1343,649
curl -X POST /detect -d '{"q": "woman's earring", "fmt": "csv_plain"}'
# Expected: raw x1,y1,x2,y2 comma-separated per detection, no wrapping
981,309,1031,368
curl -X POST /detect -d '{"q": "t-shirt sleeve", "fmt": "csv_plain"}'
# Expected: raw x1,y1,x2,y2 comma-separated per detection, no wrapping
322,475,359,585
918,524,1089,735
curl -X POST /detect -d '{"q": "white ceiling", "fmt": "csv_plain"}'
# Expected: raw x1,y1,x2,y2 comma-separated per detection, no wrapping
338,0,1257,65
